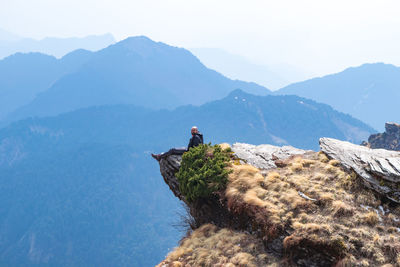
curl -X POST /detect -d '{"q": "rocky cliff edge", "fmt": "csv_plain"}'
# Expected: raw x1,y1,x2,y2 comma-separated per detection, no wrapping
156,139,400,266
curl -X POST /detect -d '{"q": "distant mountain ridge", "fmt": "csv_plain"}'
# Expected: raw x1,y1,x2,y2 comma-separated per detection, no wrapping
190,48,314,90
0,32,115,59
191,89,374,149
4,36,271,124
0,28,21,41
190,48,289,89
276,63,400,131
0,50,94,120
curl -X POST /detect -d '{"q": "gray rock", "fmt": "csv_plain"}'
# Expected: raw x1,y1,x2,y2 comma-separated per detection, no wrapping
320,137,400,202
231,143,310,171
158,155,183,201
363,122,400,151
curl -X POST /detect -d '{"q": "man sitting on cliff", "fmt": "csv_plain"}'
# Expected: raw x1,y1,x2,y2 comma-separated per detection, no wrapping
187,126,204,149
151,126,204,161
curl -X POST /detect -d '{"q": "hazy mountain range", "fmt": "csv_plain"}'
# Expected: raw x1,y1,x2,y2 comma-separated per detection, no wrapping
0,32,398,266
2,32,398,132
2,36,270,125
190,48,313,90
0,28,115,59
277,63,400,131
0,50,93,120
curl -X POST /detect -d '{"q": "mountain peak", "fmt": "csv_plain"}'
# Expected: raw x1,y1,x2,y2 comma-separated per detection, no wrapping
101,35,191,61
119,35,154,44
112,36,170,53
344,62,399,73
277,62,400,131
1,52,56,63
2,36,271,123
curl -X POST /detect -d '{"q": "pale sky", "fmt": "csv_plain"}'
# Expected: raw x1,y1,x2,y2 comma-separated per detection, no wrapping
1,0,400,77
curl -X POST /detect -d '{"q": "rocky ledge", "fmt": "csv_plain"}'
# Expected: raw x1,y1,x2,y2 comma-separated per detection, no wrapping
158,143,311,206
160,140,400,206
158,143,311,227
156,139,400,266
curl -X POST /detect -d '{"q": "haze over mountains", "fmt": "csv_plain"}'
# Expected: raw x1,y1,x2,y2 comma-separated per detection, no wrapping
2,36,270,124
0,28,115,59
0,32,398,266
0,28,20,42
0,50,93,120
2,32,398,132
277,63,400,131
190,48,307,90
190,48,314,90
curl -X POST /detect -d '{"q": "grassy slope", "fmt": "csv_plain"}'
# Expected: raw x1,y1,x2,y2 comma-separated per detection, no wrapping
160,148,400,266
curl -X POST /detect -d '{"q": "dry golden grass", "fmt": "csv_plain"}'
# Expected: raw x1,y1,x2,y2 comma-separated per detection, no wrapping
224,152,400,266
157,224,279,267
332,200,354,217
159,151,400,266
219,143,231,151
363,211,379,226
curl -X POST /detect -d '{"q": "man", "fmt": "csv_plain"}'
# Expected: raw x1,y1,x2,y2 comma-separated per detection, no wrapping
187,126,204,150
151,126,204,161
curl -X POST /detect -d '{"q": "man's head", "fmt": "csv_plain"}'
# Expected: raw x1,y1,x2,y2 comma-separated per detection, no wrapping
191,126,198,135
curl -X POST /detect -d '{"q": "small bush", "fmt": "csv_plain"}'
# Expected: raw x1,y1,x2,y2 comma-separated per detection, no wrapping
176,144,232,203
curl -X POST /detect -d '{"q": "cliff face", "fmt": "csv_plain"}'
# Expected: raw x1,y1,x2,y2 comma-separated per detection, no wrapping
156,140,400,266
363,122,400,151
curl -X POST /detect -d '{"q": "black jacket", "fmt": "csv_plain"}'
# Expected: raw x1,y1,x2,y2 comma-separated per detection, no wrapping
188,133,203,150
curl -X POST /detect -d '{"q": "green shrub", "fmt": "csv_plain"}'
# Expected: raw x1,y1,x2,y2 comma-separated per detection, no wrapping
176,144,232,203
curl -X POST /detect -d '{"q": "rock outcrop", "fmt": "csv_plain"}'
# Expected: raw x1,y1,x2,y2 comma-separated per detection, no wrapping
362,122,400,151
158,143,309,228
158,143,310,203
231,143,311,171
156,140,400,266
320,137,400,202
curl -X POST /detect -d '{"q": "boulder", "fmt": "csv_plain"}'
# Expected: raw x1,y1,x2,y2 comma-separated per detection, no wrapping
231,143,310,171
363,122,400,151
320,137,400,202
